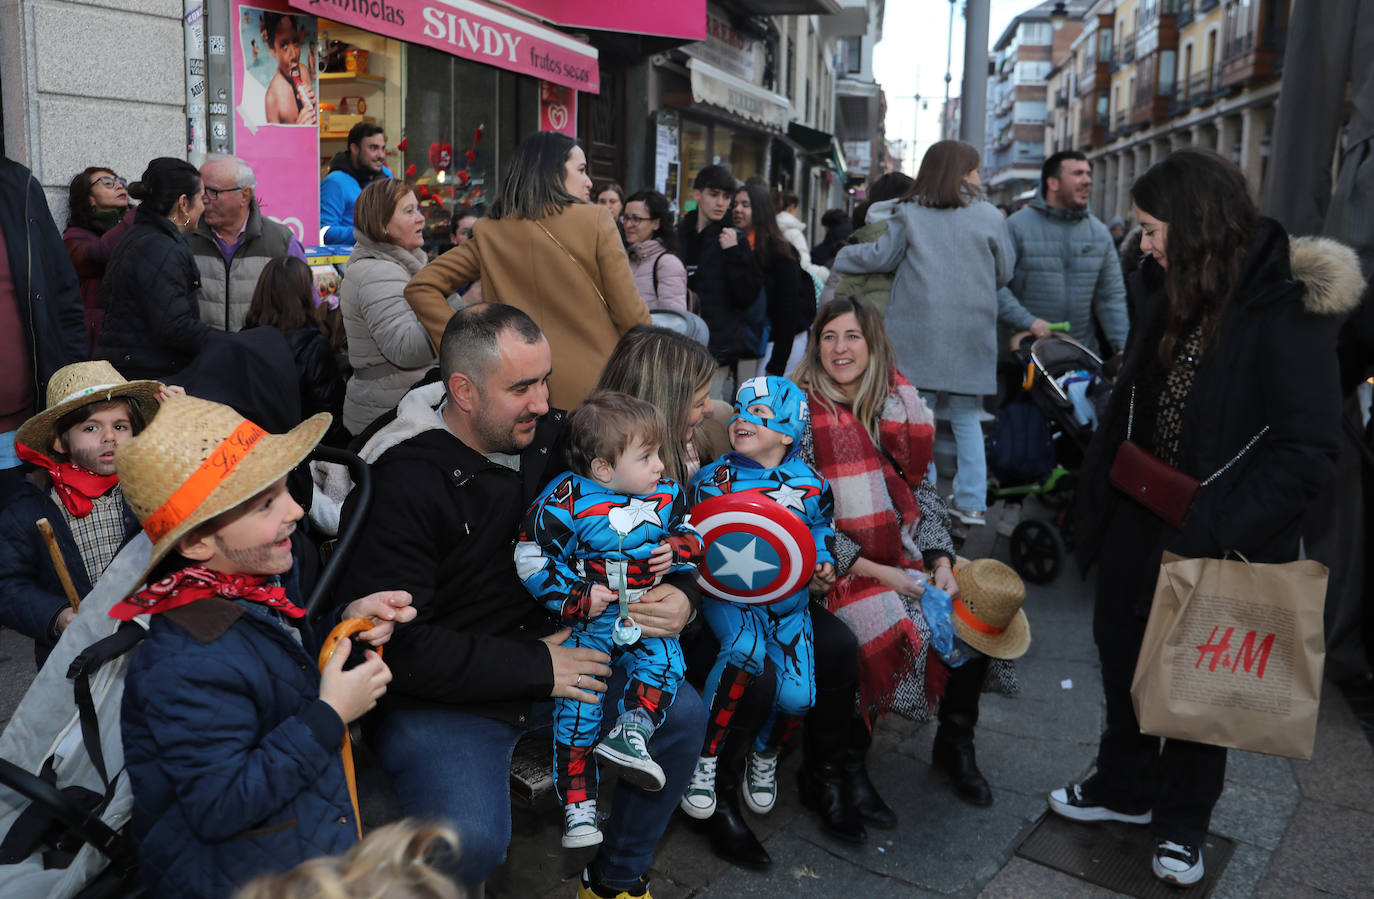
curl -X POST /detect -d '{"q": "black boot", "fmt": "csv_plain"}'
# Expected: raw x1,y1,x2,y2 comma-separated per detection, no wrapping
845,718,897,828
799,685,867,843
797,762,866,843
706,786,771,869
932,657,993,807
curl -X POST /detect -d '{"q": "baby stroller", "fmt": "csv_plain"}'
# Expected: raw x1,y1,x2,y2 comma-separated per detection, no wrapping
988,334,1111,584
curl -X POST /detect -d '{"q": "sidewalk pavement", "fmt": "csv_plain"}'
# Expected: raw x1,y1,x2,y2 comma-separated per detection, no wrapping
0,502,1368,897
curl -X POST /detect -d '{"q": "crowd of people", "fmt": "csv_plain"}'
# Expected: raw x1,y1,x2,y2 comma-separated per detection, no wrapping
0,123,1363,899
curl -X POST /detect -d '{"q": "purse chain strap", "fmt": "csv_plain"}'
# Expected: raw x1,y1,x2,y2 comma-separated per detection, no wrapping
1126,385,1269,486
534,219,614,321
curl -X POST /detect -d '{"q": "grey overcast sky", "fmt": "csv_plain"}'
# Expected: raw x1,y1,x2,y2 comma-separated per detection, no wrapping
873,0,1032,174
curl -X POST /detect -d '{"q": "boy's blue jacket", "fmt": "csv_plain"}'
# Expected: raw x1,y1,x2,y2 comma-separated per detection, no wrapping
121,563,354,899
0,480,139,665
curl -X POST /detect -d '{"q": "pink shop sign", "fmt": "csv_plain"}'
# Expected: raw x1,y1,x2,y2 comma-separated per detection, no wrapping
503,0,705,40
290,0,600,93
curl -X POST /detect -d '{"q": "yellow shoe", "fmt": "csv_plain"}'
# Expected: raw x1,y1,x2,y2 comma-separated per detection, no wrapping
576,867,653,899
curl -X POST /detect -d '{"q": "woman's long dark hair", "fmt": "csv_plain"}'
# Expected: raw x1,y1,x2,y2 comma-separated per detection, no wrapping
1131,147,1258,364
624,189,677,254
244,257,316,333
487,131,581,221
66,166,118,232
736,183,796,268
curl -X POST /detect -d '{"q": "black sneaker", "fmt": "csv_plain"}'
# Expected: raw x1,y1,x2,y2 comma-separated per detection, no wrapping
1047,783,1151,824
1153,839,1204,886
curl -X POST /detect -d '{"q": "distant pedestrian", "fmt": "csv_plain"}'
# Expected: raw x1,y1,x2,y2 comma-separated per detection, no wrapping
623,190,688,313
733,183,806,376
775,191,828,281
63,166,135,354
810,209,852,268
320,123,392,245
997,151,1129,356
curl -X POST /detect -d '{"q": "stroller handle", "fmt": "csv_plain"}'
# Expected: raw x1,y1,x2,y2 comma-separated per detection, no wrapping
306,445,372,617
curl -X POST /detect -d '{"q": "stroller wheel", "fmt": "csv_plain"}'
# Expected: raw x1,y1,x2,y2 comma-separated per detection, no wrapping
1009,519,1065,585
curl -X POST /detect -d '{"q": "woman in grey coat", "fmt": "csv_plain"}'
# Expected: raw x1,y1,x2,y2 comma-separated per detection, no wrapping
832,140,1013,524
340,179,439,435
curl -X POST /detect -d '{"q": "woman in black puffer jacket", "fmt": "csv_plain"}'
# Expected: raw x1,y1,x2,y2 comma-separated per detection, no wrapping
96,158,217,380
244,257,347,445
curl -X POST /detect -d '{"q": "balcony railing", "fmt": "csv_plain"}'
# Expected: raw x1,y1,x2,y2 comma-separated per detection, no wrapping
1200,0,1219,11
1177,2,1194,28
1122,41,1135,63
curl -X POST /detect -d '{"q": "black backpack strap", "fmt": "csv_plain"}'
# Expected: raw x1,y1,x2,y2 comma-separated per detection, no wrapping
651,253,662,300
66,622,146,796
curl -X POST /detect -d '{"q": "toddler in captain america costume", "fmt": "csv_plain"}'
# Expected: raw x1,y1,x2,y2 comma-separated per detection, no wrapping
515,391,704,850
680,376,835,820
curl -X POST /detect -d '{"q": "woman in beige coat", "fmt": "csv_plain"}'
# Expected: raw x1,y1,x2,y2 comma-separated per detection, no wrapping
404,132,649,410
341,179,435,435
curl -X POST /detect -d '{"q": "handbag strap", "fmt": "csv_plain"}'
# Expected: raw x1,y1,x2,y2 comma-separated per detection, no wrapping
534,219,614,321
1126,385,1270,485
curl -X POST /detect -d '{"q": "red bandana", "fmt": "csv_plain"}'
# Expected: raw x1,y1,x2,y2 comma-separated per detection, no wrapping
109,566,306,621
15,442,120,517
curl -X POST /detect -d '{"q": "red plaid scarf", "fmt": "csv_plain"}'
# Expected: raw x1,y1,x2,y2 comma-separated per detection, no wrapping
809,367,940,720
110,566,305,621
15,442,120,517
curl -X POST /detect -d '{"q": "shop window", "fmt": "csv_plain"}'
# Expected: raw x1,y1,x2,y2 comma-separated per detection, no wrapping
679,118,709,211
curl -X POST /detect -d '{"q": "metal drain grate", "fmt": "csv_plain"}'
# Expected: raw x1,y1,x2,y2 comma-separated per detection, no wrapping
1016,813,1235,898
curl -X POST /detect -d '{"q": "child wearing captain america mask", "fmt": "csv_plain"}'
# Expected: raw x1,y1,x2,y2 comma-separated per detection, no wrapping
680,375,835,821
515,390,704,851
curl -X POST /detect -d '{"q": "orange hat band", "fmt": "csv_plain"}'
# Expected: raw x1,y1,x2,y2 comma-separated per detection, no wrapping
142,420,268,542
953,597,1007,637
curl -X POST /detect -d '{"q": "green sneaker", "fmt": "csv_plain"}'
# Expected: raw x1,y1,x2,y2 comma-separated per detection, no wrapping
742,750,779,814
594,710,665,791
563,799,602,849
679,754,717,819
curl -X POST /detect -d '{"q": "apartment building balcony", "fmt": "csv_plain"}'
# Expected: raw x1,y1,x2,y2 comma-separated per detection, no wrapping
1220,29,1280,88
1177,1,1195,28
1122,40,1135,63
1200,0,1219,11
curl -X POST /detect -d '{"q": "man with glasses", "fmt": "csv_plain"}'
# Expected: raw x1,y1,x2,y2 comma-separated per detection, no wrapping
186,154,306,332
320,123,391,245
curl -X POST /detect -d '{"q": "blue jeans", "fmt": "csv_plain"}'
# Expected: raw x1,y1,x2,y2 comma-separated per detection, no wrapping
374,669,706,890
920,390,987,513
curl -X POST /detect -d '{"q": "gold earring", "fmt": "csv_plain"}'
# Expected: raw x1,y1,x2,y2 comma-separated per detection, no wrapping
181,214,191,227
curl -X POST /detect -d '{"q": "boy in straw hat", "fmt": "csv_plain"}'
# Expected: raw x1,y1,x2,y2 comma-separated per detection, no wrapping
108,394,414,899
0,360,172,666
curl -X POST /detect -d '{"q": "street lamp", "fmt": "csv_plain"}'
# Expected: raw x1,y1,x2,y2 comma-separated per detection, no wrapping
1050,2,1069,31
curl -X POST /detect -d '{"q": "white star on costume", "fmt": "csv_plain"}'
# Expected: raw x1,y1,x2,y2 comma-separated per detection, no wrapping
766,483,807,512
607,497,662,535
714,537,779,589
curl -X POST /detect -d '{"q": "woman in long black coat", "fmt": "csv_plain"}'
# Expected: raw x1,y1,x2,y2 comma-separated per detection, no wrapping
1050,148,1364,887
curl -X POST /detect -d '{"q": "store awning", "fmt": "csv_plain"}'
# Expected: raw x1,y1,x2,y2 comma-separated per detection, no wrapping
293,0,600,93
501,0,705,40
687,58,791,132
787,122,846,180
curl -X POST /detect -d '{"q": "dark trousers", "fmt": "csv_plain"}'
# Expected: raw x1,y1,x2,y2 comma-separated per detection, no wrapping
1087,507,1227,846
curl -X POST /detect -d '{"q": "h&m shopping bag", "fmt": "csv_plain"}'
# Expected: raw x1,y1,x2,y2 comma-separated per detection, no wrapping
1129,553,1328,760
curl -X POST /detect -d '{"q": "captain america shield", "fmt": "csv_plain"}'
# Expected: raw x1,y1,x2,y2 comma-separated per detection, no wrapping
691,493,817,604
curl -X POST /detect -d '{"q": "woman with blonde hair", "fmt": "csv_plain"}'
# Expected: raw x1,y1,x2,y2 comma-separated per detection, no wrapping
405,131,649,409
339,178,433,435
832,140,1013,526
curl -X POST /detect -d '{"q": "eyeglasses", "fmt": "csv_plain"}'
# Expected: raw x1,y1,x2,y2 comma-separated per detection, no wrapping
90,176,124,189
202,185,247,200
456,228,474,240
620,214,653,224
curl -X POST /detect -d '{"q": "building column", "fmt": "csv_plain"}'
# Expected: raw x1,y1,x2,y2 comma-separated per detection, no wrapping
1238,105,1271,199
1169,128,1189,151
1219,113,1243,166
1116,149,1134,221
1190,123,1207,148
1099,153,1117,220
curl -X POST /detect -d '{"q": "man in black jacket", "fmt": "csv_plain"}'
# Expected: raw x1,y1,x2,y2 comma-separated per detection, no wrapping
337,304,705,898
676,165,763,398
0,156,84,500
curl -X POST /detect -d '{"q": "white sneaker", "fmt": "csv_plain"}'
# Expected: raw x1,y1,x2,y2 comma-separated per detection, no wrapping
679,755,717,819
562,799,602,848
995,502,1022,538
1047,783,1152,824
947,503,987,527
1152,839,1204,886
742,750,779,815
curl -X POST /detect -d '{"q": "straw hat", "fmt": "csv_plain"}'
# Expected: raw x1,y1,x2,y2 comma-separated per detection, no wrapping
952,559,1030,660
15,361,162,458
116,395,329,588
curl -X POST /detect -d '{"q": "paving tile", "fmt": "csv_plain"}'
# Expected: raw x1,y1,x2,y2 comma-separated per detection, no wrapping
1223,748,1298,797
1265,799,1374,897
696,829,944,898
1292,688,1374,813
1208,840,1273,899
1209,780,1299,850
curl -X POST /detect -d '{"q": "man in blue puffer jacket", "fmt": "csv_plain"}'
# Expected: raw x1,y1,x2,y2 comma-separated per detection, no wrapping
114,395,414,899
997,151,1130,357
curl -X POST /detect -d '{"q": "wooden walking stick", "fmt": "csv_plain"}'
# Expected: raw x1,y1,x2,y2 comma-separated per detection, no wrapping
35,518,81,611
318,617,381,840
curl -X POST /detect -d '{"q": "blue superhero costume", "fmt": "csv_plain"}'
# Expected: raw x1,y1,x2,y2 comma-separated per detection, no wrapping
688,376,835,756
516,473,703,804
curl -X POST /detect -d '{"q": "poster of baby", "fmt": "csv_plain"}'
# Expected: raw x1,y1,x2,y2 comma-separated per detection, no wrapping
238,6,319,127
